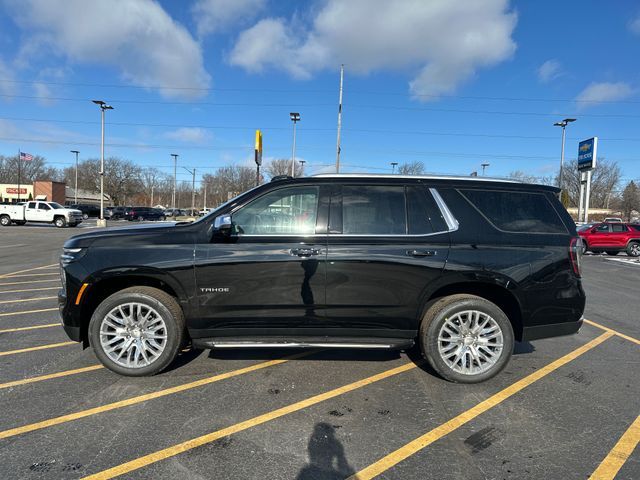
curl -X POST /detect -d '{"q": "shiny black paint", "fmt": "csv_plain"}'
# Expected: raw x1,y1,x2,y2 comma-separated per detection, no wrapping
58,176,585,346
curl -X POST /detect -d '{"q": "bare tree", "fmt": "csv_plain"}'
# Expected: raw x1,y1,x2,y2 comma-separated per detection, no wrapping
0,154,61,183
562,159,621,208
265,158,303,178
201,165,257,209
397,161,425,175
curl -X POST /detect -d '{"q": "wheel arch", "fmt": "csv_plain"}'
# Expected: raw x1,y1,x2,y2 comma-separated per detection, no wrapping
78,270,188,345
423,281,524,342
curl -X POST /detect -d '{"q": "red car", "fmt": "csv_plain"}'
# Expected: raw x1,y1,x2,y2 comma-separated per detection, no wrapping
579,222,640,256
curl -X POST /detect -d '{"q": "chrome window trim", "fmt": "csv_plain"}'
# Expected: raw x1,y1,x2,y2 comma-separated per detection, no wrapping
430,188,459,232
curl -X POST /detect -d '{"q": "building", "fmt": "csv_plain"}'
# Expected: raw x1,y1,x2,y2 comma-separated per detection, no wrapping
33,180,66,204
0,183,34,203
65,187,111,206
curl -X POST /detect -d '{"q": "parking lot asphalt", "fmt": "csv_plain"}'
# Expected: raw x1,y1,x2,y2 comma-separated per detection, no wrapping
0,224,638,479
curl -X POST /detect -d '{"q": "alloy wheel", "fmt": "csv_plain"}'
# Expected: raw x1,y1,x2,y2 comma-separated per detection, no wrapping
437,310,504,375
99,302,168,369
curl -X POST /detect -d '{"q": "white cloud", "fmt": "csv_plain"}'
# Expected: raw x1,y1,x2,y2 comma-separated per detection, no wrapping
575,81,635,106
230,0,517,100
192,0,266,36
33,82,55,106
537,59,562,83
5,0,210,99
164,127,211,144
629,14,640,35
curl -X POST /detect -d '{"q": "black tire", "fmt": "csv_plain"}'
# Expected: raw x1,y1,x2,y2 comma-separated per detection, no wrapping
70,223,79,227
627,241,640,257
605,251,620,256
159,216,166,221
54,216,67,228
137,216,144,222
0,215,11,226
88,286,185,376
419,294,514,383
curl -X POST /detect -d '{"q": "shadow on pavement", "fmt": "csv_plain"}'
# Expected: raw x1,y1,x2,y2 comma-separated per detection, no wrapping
297,422,355,480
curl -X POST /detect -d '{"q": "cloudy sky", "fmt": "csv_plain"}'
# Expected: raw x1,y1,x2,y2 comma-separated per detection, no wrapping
0,0,639,186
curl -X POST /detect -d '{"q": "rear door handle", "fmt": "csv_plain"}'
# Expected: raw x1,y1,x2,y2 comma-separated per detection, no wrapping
407,250,436,257
290,247,321,257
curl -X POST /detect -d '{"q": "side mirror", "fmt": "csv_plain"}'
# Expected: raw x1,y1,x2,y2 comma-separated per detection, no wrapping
214,214,232,231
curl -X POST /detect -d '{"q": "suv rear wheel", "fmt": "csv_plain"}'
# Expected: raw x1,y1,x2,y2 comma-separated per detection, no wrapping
88,286,185,376
627,241,640,257
420,294,514,383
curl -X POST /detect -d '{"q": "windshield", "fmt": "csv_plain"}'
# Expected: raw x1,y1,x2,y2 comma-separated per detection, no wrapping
49,202,64,209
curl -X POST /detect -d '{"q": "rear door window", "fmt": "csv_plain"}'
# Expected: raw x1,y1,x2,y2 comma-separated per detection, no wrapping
28,202,37,209
611,223,627,232
341,185,406,235
460,189,567,234
406,186,448,234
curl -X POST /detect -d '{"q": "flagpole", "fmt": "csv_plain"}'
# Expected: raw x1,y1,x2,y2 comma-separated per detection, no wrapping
17,149,21,203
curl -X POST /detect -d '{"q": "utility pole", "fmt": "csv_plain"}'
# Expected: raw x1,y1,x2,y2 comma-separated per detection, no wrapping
554,118,576,196
289,113,300,176
336,64,344,173
191,168,196,214
391,162,398,174
150,185,154,207
299,160,306,176
203,186,207,210
481,163,490,176
171,153,178,209
71,150,79,204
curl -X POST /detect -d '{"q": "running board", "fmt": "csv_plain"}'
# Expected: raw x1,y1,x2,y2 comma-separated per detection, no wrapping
192,336,414,350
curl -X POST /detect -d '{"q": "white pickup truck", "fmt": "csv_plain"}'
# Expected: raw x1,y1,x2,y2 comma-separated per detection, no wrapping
0,201,84,228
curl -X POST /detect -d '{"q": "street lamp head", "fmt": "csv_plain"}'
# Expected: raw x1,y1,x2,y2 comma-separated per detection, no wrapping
564,118,576,123
92,100,105,106
554,118,576,127
93,100,113,110
481,163,490,167
70,150,79,154
290,112,300,122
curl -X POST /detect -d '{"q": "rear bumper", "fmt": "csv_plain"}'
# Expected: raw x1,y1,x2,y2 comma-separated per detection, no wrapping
522,317,583,342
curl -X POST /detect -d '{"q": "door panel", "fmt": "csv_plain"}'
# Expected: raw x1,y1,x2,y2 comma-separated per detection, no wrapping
190,184,329,338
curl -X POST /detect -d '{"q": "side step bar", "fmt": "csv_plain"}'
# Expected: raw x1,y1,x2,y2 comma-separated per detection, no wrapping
192,336,414,350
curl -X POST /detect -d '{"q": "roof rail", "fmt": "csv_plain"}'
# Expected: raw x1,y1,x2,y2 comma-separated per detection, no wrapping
270,175,293,182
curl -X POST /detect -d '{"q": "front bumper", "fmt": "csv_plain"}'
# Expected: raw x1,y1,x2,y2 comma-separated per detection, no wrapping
58,287,82,342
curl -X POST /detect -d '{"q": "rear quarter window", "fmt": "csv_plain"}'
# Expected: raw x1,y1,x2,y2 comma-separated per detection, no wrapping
460,189,567,234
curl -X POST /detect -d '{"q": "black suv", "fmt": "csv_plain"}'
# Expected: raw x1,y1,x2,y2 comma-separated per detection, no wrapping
70,204,100,219
124,207,166,221
58,175,585,382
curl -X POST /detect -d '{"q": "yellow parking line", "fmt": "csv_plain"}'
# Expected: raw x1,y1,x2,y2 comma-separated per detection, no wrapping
0,365,104,390
0,279,59,287
0,273,59,278
0,341,75,357
82,362,418,480
0,287,60,294
0,323,58,334
348,331,613,480
589,415,640,480
0,263,58,279
0,351,315,440
0,296,57,305
584,318,640,346
0,307,58,317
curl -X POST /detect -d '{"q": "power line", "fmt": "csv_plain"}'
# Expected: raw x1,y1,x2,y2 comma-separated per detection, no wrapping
1,78,639,104
2,115,640,143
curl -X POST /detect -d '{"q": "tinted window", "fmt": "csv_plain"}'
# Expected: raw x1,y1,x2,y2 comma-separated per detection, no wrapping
461,190,566,234
28,202,36,209
233,186,318,235
595,224,609,233
407,186,448,234
341,185,405,235
38,203,51,210
630,224,640,232
611,223,627,232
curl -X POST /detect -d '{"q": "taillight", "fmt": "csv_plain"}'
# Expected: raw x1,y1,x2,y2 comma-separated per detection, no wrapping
569,237,582,277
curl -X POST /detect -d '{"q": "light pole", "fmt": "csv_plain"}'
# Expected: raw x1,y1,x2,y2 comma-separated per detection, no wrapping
391,162,398,174
553,118,576,193
481,163,490,176
92,100,113,227
290,112,300,177
70,150,79,204
171,153,178,209
299,160,306,176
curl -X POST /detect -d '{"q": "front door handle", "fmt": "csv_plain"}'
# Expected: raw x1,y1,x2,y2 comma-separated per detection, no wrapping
407,250,436,257
290,247,321,257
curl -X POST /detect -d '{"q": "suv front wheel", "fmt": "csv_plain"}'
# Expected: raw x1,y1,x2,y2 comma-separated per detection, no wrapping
420,294,514,383
88,287,185,376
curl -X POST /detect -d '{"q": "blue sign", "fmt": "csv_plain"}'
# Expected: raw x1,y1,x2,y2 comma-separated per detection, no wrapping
578,137,597,171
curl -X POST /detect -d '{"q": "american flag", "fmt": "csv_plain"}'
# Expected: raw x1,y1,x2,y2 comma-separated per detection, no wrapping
20,152,34,161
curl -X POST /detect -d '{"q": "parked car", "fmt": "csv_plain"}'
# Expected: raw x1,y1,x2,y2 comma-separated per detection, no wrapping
107,206,130,220
578,222,640,256
198,208,212,216
59,174,585,382
124,207,166,221
1,201,83,227
70,204,101,220
603,217,623,223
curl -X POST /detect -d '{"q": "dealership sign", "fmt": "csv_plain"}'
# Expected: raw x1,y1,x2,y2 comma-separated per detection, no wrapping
5,187,27,194
578,137,597,171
